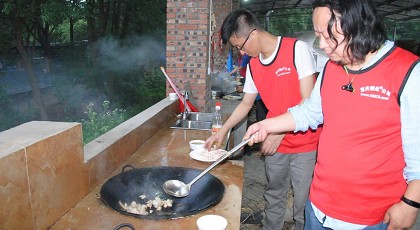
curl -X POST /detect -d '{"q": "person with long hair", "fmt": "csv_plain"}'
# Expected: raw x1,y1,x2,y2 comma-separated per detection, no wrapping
244,0,420,229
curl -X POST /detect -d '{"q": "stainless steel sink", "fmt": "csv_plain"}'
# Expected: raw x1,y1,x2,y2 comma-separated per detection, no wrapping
170,119,212,131
170,112,214,131
186,112,214,122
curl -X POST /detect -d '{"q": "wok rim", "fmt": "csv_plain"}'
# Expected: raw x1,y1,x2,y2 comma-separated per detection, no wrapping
100,166,225,219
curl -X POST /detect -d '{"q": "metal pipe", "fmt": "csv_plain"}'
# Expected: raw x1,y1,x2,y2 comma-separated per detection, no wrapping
182,91,189,120
265,10,274,31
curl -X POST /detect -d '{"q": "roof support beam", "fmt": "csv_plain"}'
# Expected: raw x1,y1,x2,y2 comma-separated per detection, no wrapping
293,0,304,8
375,0,399,7
270,0,277,11
381,3,420,16
233,0,420,21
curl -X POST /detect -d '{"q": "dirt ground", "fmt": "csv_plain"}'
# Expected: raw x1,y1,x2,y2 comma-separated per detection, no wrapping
238,105,295,230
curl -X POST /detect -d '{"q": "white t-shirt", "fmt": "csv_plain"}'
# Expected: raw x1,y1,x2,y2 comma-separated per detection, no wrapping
243,36,317,94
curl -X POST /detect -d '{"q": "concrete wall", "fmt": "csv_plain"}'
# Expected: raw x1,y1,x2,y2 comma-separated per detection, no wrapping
0,98,178,229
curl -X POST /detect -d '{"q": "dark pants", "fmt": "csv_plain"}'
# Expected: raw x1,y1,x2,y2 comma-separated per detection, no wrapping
263,151,316,230
255,99,268,122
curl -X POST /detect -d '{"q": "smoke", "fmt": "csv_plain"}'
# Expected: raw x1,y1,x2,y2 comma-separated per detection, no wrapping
211,72,237,93
94,35,165,72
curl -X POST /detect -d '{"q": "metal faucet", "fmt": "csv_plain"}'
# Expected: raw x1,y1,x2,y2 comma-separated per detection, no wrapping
182,91,189,120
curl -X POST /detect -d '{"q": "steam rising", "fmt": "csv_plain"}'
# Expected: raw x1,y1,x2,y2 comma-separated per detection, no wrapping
95,36,165,72
211,72,237,93
54,36,165,120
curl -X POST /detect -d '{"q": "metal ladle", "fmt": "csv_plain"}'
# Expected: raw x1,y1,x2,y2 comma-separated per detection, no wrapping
163,135,255,198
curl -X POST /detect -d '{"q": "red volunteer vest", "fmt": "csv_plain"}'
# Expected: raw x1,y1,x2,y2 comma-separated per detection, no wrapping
311,46,419,225
249,37,321,153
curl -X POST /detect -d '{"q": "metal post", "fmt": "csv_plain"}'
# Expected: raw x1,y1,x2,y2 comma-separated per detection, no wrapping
265,10,274,31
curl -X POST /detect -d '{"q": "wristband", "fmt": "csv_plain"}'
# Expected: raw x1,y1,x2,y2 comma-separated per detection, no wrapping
401,196,420,208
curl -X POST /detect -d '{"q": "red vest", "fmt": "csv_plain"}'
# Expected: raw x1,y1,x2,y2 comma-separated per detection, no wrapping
310,46,419,225
249,37,321,153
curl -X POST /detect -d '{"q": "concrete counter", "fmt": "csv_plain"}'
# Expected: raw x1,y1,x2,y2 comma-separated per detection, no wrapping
51,128,244,229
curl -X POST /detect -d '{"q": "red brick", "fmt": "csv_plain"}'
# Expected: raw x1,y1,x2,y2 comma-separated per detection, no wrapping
166,0,230,110
167,13,176,19
198,2,210,8
188,19,208,25
177,24,198,30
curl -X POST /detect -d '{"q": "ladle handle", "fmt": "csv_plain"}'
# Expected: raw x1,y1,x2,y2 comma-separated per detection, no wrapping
188,134,255,186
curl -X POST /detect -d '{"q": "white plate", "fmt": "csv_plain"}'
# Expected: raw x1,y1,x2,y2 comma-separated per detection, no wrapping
223,95,242,100
189,149,227,162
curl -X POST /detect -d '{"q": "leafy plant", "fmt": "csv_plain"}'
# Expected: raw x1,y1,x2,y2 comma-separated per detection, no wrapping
81,100,127,144
112,65,166,109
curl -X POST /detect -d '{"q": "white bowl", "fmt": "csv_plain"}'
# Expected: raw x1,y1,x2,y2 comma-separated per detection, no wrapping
189,140,205,150
197,215,227,230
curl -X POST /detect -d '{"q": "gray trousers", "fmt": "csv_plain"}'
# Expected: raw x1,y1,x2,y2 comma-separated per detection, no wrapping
262,151,317,230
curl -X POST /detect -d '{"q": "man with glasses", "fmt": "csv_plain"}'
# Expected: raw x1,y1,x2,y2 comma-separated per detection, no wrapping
205,9,321,230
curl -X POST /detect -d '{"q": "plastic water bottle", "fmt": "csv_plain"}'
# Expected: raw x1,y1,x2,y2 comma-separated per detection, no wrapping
212,102,222,134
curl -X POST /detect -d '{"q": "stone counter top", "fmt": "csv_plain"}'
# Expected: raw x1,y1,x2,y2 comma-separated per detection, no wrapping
51,127,244,229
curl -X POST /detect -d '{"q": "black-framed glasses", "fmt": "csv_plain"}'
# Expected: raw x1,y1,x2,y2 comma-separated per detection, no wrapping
237,28,256,51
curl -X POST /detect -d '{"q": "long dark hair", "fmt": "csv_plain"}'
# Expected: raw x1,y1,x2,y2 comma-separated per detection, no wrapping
220,9,262,45
312,0,386,63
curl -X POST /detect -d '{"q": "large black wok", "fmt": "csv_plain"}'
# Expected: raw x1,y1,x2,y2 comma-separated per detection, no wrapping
100,165,225,219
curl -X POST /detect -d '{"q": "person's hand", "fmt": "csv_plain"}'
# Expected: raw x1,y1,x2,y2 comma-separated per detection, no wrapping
204,131,225,151
260,134,284,156
243,122,269,146
384,201,418,230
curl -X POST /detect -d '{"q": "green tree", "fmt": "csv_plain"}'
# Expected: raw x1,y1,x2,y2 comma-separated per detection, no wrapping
2,0,49,120
66,0,85,45
384,19,420,41
262,9,313,36
0,0,167,138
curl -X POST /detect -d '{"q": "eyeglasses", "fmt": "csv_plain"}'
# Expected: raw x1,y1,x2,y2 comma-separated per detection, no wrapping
236,28,256,51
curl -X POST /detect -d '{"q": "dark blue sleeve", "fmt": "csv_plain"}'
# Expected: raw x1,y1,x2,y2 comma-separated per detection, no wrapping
241,55,251,67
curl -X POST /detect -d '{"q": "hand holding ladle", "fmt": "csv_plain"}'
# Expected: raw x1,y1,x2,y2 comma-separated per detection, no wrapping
163,135,255,198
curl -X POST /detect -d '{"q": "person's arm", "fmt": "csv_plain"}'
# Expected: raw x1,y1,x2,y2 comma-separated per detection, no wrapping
291,42,324,132
244,112,295,146
295,40,317,84
228,65,241,76
299,74,316,104
204,92,257,150
244,69,325,145
384,63,420,230
401,62,420,211
259,65,316,154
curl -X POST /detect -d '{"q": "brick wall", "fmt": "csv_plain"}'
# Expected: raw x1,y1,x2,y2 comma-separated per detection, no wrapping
211,0,232,73
166,0,232,112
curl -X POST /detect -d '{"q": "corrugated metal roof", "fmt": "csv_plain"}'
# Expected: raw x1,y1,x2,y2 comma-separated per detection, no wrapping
235,0,420,21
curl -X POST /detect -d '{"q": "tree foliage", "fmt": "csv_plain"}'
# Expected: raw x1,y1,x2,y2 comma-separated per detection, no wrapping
384,19,420,41
262,9,313,36
0,0,167,137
